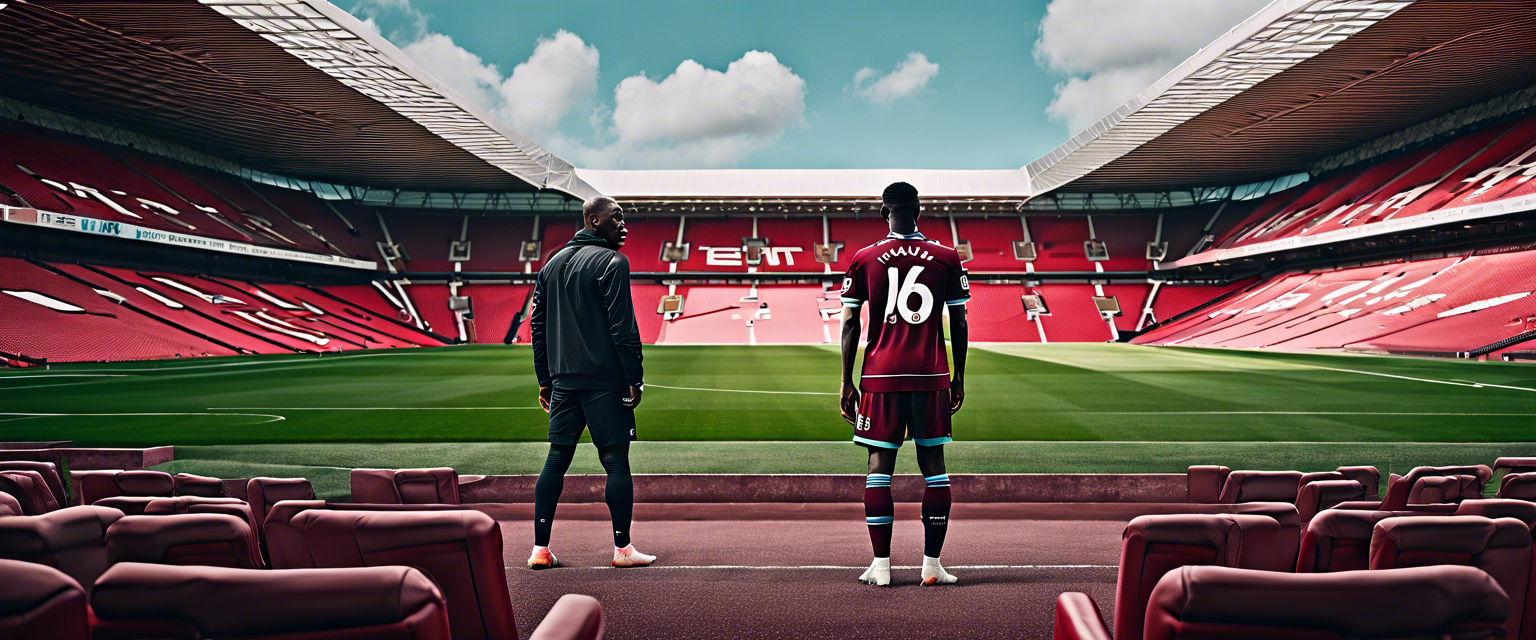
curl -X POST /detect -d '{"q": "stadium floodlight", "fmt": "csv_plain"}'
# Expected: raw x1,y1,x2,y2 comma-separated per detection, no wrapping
1013,241,1037,262
1146,241,1169,262
1021,294,1049,319
1091,296,1122,320
1085,239,1109,261
449,240,472,262
955,240,974,263
519,240,542,262
660,242,690,263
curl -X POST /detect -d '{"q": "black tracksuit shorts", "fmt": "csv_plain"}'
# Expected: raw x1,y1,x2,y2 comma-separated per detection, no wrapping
547,386,637,448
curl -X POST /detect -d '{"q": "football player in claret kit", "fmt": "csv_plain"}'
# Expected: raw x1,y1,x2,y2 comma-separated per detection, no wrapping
839,182,969,587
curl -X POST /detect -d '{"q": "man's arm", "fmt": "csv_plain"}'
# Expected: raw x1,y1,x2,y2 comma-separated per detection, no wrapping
529,275,552,412
839,306,861,425
601,253,645,408
948,304,968,414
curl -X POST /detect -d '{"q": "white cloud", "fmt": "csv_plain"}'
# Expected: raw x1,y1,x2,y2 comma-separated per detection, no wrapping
501,31,600,136
850,52,940,105
1034,0,1268,132
591,51,807,168
347,0,803,168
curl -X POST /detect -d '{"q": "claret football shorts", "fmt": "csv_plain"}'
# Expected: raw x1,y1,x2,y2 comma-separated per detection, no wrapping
852,389,952,449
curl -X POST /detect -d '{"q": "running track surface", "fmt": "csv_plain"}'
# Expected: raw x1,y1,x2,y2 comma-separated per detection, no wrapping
478,504,1138,639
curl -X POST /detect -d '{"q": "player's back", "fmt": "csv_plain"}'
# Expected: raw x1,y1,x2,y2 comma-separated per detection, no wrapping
841,233,969,393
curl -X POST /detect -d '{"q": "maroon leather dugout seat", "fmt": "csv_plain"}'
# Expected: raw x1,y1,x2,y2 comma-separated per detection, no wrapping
1114,514,1282,640
1217,470,1303,504
1457,499,1536,527
1370,516,1533,640
1224,502,1301,571
1407,474,1482,505
0,470,59,515
74,470,175,505
246,477,314,530
0,461,67,508
106,513,260,569
1351,465,1494,511
272,509,516,640
261,500,468,569
170,473,225,497
1296,479,1364,521
1501,473,1536,501
0,558,91,640
92,563,451,639
530,594,605,640
0,492,22,516
351,468,461,504
1185,466,1229,504
0,506,121,595
1296,509,1429,573
1297,471,1345,488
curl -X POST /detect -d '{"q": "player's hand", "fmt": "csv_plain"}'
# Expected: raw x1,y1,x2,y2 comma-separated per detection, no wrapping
949,378,965,415
622,385,643,410
840,380,859,425
538,386,552,414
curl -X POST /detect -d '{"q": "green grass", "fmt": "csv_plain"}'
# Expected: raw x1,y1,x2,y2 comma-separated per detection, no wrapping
6,343,1536,487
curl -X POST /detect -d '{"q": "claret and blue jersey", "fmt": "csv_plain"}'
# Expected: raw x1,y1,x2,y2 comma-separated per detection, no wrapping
839,231,970,393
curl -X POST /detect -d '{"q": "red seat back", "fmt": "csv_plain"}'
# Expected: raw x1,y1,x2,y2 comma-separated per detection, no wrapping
74,470,176,505
106,514,259,569
92,563,451,639
1114,514,1280,640
1296,509,1423,573
0,506,122,595
1144,565,1508,640
1380,465,1493,510
0,471,58,515
0,461,67,508
0,492,22,517
1457,499,1536,527
351,468,461,505
1296,480,1365,521
1217,471,1303,504
1370,516,1533,640
171,473,225,498
277,509,516,640
0,558,90,640
1500,473,1536,501
1225,502,1301,571
245,477,314,531
1334,466,1379,499
1407,474,1481,505
261,501,469,570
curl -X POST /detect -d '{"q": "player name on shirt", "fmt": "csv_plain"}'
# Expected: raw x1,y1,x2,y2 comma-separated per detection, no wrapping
841,231,970,393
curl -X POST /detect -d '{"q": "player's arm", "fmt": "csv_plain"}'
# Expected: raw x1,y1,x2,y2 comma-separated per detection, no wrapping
838,263,868,425
601,253,645,409
530,274,552,412
946,264,971,415
839,305,861,425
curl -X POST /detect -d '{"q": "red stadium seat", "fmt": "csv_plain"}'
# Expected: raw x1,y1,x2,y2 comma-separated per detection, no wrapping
1216,470,1303,504
74,469,176,506
245,477,315,534
351,468,461,504
0,470,60,515
1295,509,1423,573
171,473,226,498
1501,473,1536,501
1297,471,1344,488
1457,499,1536,527
1407,474,1482,505
0,461,67,508
0,558,91,640
260,500,468,569
1114,514,1282,640
1335,466,1380,499
271,509,516,640
1185,466,1229,504
1370,516,1533,640
1346,465,1493,512
1295,480,1365,522
0,506,122,595
105,513,260,569
0,492,23,517
92,563,452,640
529,594,605,640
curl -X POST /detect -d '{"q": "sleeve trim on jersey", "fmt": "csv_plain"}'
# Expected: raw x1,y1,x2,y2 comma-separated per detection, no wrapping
946,297,970,306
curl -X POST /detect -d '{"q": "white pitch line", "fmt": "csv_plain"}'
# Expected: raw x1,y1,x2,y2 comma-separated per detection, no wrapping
0,412,287,424
27,351,438,374
208,407,543,411
1084,411,1536,416
0,374,135,379
648,384,837,396
527,564,1116,571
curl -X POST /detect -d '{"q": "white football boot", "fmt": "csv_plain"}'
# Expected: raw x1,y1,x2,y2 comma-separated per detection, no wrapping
612,544,656,567
859,557,892,586
920,556,957,585
527,546,560,570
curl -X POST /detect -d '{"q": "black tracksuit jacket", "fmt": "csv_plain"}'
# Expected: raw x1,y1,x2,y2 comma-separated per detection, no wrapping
530,240,644,390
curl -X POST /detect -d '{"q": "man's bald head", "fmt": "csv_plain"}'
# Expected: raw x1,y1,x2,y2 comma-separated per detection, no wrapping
581,196,628,247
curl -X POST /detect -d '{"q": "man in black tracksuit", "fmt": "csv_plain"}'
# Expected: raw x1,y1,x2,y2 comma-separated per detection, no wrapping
527,195,655,569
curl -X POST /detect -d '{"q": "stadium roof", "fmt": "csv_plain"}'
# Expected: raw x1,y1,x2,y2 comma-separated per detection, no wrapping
1027,0,1536,194
0,0,598,199
576,169,1032,201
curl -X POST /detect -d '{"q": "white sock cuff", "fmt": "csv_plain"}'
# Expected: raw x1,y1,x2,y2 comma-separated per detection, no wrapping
923,555,941,565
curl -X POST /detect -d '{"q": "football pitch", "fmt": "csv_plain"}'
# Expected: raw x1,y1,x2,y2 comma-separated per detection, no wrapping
5,343,1536,499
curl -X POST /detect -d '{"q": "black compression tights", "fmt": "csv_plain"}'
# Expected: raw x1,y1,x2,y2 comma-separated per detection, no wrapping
533,442,634,548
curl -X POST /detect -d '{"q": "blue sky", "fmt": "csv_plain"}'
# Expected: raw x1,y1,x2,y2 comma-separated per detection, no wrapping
340,0,1267,170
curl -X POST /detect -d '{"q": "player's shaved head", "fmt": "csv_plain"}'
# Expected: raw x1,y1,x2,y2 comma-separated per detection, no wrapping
581,196,628,247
